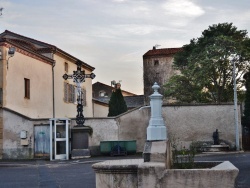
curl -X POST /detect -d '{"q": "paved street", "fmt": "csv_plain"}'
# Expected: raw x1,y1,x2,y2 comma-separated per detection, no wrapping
0,156,140,188
0,160,96,188
0,153,249,188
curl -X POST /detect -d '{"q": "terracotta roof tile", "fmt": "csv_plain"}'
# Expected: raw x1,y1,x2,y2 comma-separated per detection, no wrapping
143,47,182,57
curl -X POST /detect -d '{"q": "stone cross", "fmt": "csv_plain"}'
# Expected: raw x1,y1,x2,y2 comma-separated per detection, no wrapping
63,60,95,126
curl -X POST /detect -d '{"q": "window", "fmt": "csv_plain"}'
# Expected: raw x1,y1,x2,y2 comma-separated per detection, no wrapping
99,90,107,97
64,82,87,106
154,60,159,66
64,82,75,103
65,62,68,73
24,78,30,99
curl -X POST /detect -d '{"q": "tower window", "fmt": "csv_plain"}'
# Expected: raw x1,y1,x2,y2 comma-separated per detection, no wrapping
154,60,159,66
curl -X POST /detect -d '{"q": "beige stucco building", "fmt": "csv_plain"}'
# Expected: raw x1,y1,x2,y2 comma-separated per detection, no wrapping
0,30,95,158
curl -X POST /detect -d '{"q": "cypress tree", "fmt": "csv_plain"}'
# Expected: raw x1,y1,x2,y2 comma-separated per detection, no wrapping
108,84,127,117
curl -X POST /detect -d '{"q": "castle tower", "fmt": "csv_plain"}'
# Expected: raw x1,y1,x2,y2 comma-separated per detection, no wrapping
143,47,182,104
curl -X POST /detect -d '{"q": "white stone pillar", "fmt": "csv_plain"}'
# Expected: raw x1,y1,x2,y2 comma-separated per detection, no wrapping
147,82,167,141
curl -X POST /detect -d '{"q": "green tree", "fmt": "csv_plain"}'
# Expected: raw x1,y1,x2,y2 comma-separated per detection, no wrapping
165,23,250,103
108,84,127,117
242,72,250,128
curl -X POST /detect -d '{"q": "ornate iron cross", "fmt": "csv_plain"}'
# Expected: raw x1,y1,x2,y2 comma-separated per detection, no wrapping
63,60,95,126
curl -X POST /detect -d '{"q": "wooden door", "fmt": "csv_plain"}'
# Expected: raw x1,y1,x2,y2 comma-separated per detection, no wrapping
34,124,50,158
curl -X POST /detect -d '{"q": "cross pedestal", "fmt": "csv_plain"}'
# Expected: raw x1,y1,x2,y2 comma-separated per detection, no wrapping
71,126,92,159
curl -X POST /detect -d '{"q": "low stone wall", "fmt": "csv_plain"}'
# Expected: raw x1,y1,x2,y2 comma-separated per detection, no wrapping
117,104,242,152
71,118,118,156
92,159,239,188
2,109,48,159
1,103,242,159
138,161,238,188
92,159,143,188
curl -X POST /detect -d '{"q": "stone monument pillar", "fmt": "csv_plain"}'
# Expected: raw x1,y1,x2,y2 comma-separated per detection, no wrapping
143,82,171,169
147,82,166,141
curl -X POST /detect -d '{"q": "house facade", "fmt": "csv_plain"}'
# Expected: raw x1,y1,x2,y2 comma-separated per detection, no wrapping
143,47,182,104
0,30,95,159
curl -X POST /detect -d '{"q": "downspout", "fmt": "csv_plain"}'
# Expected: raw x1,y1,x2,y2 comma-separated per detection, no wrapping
52,54,55,118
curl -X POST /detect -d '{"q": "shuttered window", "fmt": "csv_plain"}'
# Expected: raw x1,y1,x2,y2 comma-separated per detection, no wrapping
64,82,76,103
64,82,86,106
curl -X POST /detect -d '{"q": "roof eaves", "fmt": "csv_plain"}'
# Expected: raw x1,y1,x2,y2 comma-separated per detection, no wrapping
1,38,55,64
1,30,95,71
3,30,56,48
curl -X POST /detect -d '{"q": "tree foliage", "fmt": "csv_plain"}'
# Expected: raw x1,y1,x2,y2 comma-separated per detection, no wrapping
242,72,250,127
108,88,127,117
164,23,250,103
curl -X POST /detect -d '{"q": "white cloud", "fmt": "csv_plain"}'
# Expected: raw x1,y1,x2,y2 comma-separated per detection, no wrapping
162,0,205,17
112,0,127,3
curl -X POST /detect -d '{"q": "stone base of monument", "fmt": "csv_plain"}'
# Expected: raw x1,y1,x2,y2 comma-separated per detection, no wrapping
71,126,91,159
202,144,230,152
71,149,90,159
143,140,171,168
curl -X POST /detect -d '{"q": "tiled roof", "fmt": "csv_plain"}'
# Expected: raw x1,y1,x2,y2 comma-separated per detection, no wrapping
94,95,144,108
93,82,137,96
0,30,95,71
143,47,182,57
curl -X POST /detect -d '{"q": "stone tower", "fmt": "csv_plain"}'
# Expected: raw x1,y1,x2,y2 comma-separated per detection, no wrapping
143,47,182,104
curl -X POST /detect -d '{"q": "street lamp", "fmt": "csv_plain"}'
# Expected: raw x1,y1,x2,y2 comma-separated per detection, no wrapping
7,47,15,69
0,47,16,69
231,58,240,151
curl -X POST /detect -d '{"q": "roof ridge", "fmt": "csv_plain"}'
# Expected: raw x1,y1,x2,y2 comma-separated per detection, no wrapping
143,47,183,57
4,30,56,48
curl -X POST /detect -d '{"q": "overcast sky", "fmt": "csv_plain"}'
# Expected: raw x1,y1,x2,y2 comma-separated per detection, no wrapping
0,0,250,94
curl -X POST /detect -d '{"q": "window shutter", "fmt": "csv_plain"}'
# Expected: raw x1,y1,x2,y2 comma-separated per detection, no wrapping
71,85,75,103
82,88,87,106
74,86,77,104
64,82,68,102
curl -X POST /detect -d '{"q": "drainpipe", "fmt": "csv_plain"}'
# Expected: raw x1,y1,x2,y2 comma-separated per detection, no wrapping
52,54,56,118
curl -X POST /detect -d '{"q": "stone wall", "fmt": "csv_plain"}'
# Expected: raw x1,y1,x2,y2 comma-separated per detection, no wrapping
88,103,241,154
2,109,47,159
163,104,241,149
137,161,238,188
1,103,242,158
117,104,241,152
78,118,118,156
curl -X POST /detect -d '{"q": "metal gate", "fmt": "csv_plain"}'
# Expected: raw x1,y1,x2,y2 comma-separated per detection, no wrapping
242,127,250,151
34,124,50,158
